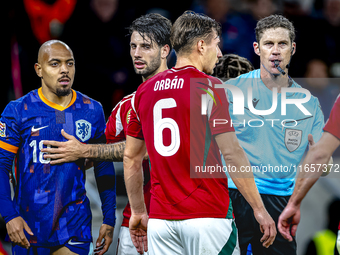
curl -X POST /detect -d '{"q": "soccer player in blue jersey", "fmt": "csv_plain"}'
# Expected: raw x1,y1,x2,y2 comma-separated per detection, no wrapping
0,40,116,255
222,15,325,255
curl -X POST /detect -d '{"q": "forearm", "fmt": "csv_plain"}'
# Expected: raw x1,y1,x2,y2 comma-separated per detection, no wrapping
94,161,116,227
85,141,126,162
123,155,146,214
289,147,328,206
0,151,20,222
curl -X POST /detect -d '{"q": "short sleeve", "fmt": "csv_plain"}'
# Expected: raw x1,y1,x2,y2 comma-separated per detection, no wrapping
0,103,20,154
310,98,325,144
208,86,235,136
105,104,126,143
324,95,340,139
127,107,143,139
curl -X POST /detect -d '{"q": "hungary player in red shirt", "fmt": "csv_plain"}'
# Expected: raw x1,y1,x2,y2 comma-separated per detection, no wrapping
124,11,276,255
279,94,340,254
106,14,171,255
41,13,172,255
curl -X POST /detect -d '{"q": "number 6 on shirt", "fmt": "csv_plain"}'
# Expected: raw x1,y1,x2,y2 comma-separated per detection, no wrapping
153,98,180,157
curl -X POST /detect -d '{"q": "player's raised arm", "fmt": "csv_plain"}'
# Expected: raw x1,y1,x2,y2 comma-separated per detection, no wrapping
215,132,277,248
278,132,340,241
42,130,126,163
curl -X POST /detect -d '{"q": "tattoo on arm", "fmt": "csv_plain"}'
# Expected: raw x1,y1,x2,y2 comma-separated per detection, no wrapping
88,141,126,162
107,230,113,238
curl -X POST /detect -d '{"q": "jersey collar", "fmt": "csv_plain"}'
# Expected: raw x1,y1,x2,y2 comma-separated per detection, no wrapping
38,88,77,111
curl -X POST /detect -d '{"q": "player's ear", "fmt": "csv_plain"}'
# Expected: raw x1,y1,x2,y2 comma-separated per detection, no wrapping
161,44,170,59
253,42,260,56
34,63,43,78
197,39,205,55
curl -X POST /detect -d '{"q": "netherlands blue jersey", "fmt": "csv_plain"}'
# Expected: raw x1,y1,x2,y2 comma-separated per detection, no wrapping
0,88,116,246
222,70,324,196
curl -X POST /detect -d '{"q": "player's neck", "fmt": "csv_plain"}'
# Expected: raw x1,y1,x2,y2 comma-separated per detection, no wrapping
175,55,202,71
142,63,168,82
41,86,73,107
260,67,290,93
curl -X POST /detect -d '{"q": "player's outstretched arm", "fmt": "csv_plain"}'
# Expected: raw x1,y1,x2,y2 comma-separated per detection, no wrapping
278,132,340,241
124,135,148,254
215,132,276,248
43,129,126,163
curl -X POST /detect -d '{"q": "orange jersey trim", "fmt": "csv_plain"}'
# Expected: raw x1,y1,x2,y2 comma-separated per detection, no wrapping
0,140,18,154
38,88,77,111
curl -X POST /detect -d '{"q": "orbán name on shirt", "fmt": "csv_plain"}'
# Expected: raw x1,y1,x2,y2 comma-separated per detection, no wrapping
154,76,184,91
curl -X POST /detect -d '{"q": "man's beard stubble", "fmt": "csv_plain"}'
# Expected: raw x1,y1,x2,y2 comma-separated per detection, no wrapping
56,87,72,97
135,51,162,78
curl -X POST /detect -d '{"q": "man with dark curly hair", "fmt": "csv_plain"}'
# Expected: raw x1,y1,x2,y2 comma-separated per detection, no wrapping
214,53,254,81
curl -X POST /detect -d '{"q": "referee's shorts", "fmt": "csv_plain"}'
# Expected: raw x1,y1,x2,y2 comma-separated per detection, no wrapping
229,189,296,255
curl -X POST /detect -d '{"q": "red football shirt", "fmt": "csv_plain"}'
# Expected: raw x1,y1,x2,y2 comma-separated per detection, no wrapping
127,66,234,220
324,95,340,139
322,97,340,233
105,92,151,228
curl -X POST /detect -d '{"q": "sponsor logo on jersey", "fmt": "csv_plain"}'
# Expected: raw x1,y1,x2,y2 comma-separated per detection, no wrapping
0,122,6,137
31,125,48,133
126,108,132,124
67,239,85,246
76,120,91,142
285,128,302,152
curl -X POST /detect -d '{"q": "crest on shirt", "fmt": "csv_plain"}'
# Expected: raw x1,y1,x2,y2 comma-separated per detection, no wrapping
75,120,91,142
0,121,6,137
126,109,132,124
284,128,302,152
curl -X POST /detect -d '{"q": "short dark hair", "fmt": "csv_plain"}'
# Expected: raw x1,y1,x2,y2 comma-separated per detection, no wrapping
214,54,254,80
128,13,172,52
171,11,221,56
255,15,295,44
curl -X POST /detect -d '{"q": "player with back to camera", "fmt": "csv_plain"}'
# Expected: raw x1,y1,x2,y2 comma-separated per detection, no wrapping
124,11,276,255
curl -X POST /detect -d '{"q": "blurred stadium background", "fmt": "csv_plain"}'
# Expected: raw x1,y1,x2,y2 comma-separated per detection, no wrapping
3,0,340,254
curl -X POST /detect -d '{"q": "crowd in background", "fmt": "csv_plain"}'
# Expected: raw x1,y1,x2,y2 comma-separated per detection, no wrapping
5,0,340,119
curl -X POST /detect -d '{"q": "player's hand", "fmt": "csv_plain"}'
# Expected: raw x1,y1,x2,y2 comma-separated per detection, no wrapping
278,203,300,242
42,129,85,164
129,212,148,254
143,151,149,161
6,216,34,249
253,208,277,248
94,224,114,255
84,159,94,170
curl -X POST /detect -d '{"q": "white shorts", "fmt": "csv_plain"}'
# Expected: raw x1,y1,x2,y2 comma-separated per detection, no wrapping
147,218,240,255
117,226,149,255
337,230,340,254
